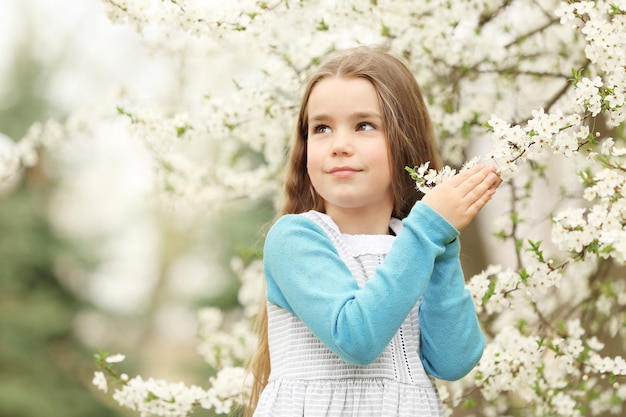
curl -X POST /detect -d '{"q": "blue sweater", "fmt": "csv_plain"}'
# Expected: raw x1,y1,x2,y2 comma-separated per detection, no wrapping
263,202,484,381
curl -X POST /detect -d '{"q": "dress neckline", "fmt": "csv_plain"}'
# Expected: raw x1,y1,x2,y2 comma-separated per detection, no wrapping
304,210,403,256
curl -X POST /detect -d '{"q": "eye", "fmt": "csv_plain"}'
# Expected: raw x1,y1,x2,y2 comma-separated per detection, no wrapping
312,124,332,134
356,122,375,131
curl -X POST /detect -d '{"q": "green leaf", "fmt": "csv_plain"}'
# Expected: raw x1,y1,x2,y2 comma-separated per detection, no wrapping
176,125,189,137
526,239,545,262
381,23,391,38
462,397,477,409
518,267,529,283
145,390,160,403
316,19,329,31
570,67,584,86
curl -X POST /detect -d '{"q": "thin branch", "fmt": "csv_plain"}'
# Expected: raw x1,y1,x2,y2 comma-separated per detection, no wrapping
478,0,514,27
505,17,561,49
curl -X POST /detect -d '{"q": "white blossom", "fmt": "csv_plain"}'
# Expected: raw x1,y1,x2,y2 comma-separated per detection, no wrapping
112,376,207,417
93,371,108,393
202,366,250,415
105,353,126,364
475,326,544,402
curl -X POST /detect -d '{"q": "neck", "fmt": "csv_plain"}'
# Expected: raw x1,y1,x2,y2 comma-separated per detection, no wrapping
324,206,393,235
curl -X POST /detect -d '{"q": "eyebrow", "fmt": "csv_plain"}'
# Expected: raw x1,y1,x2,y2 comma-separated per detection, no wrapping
308,111,383,122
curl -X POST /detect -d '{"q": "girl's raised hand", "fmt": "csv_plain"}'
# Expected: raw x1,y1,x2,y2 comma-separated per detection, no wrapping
421,164,502,231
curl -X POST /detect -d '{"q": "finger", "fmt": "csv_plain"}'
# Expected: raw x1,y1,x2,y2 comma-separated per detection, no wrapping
467,187,496,214
445,164,485,188
456,166,499,197
461,171,500,206
488,175,503,192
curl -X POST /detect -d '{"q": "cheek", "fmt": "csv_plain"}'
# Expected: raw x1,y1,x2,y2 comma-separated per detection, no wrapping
372,147,392,174
306,143,321,170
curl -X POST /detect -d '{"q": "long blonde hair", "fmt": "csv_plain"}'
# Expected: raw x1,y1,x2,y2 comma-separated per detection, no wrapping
244,45,441,416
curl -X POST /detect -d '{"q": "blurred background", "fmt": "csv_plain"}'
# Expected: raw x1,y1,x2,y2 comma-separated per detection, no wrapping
0,0,530,415
0,1,273,415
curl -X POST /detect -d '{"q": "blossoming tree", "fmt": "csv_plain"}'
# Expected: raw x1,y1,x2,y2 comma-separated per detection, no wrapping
3,0,625,416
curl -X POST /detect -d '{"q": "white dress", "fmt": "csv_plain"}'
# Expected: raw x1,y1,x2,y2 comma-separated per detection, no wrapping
254,211,445,417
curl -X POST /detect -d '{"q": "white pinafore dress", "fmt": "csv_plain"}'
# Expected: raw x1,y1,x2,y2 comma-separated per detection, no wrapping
254,211,445,417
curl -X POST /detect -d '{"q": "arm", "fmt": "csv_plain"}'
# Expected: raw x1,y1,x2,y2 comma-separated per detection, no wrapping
264,202,458,366
419,238,485,380
416,164,497,380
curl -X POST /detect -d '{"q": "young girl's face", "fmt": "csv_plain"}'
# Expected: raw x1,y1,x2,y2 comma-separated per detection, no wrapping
306,76,393,218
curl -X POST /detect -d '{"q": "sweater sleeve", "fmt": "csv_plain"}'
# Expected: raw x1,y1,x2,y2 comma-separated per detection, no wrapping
418,236,485,380
263,202,458,366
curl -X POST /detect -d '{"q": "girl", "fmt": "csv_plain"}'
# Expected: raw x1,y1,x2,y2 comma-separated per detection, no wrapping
246,46,501,417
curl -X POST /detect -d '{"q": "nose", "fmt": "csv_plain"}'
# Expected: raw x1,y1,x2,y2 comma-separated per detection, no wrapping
330,129,354,156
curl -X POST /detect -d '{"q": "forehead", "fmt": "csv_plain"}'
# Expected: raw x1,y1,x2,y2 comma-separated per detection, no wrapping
307,76,381,119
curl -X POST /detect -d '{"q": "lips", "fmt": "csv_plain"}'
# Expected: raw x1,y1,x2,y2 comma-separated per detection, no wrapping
328,166,361,177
